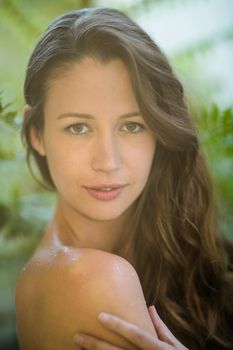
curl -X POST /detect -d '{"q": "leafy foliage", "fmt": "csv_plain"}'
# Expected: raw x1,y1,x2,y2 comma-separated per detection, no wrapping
193,104,233,238
0,94,54,250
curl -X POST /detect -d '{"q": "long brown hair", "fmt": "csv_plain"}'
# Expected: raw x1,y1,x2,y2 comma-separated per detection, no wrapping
21,8,233,349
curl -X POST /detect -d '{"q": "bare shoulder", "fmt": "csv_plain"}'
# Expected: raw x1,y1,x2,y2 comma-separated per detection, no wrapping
15,247,156,350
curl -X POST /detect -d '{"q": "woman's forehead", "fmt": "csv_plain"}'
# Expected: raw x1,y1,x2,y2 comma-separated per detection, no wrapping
44,58,137,109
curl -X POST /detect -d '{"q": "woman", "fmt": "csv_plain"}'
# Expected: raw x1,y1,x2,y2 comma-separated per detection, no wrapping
15,7,233,350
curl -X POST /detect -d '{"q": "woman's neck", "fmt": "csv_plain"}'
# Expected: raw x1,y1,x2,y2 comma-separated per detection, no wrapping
43,196,135,258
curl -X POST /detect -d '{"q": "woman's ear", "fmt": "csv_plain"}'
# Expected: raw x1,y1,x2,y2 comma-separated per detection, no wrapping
23,104,46,156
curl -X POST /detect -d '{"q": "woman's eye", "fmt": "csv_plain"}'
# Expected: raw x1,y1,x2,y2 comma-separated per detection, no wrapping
121,122,145,133
66,123,90,135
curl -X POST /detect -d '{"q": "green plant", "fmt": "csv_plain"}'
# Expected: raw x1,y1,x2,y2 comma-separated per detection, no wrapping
194,104,233,239
0,94,54,256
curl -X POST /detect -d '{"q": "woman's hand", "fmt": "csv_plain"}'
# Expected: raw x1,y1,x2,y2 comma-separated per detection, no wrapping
73,305,189,349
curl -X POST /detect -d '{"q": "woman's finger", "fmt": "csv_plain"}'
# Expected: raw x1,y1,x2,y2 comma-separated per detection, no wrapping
148,306,188,350
97,312,165,350
73,333,123,350
148,306,175,345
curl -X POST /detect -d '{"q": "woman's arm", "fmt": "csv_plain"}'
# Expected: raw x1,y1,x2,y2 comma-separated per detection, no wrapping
73,306,188,350
16,248,157,350
65,249,157,349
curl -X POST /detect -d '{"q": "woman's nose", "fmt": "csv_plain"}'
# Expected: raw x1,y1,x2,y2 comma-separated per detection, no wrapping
91,133,121,174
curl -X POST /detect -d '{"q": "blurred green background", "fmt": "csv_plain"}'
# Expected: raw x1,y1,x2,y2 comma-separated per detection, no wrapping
0,0,232,348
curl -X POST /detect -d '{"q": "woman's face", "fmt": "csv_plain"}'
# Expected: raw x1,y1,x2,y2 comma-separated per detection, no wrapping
32,57,156,221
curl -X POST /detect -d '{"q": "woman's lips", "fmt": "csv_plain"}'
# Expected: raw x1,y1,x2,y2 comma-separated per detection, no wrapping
84,185,126,201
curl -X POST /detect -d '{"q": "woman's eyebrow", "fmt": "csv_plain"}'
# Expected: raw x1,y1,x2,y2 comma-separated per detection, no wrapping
57,111,142,120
